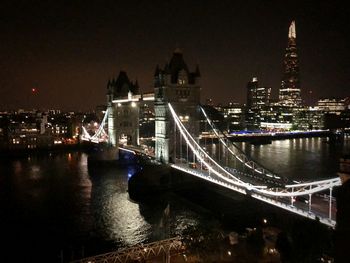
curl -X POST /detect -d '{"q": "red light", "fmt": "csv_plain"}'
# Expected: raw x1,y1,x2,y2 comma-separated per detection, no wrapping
31,88,37,93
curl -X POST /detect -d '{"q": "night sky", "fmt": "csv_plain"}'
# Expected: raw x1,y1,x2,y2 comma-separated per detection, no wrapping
1,0,349,111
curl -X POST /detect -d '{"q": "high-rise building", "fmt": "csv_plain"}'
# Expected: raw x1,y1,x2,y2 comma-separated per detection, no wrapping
246,77,271,110
222,102,244,131
246,77,259,109
279,21,302,107
246,77,271,129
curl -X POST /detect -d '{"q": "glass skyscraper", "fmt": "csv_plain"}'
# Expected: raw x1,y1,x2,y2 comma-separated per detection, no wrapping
279,21,302,107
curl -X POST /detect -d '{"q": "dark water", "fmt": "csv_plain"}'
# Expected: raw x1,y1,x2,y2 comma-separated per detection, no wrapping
0,138,349,262
208,137,350,180
241,137,350,180
0,152,218,262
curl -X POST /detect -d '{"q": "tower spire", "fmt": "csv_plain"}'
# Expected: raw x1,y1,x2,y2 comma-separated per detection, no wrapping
279,20,301,107
288,20,296,39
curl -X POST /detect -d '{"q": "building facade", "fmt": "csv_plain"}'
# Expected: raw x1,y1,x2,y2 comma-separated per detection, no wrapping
317,97,350,115
246,77,271,129
246,77,271,110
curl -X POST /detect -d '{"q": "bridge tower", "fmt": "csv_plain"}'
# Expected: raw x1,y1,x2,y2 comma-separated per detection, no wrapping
154,48,201,163
107,71,140,147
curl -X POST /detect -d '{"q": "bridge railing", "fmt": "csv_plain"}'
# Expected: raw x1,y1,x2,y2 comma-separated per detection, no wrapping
169,103,339,227
71,237,183,263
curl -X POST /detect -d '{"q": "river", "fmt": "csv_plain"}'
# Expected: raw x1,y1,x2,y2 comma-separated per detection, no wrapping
0,138,349,262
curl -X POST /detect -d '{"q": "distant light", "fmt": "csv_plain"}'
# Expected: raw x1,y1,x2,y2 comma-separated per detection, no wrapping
263,218,267,224
227,251,231,256
131,102,136,107
31,88,37,93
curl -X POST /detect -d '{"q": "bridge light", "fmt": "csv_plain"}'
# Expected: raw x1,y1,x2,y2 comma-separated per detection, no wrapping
131,102,136,107
118,103,121,107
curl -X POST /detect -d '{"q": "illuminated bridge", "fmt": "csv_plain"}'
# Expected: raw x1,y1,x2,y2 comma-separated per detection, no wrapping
81,50,340,228
168,103,339,228
81,101,340,229
81,109,109,144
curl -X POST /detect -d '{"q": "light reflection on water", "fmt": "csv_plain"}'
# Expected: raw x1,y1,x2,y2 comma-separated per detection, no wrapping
207,137,350,180
0,138,349,261
97,190,152,246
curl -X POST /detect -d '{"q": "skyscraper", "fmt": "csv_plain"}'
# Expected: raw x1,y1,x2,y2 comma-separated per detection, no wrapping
246,77,271,110
246,77,271,129
279,21,302,107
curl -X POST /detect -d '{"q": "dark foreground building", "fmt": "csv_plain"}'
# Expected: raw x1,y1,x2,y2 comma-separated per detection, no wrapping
334,155,350,263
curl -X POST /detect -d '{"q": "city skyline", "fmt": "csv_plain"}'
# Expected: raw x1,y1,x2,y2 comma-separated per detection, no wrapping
1,0,349,111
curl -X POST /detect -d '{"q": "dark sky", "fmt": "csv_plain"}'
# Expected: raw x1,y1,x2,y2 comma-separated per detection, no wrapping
1,0,349,111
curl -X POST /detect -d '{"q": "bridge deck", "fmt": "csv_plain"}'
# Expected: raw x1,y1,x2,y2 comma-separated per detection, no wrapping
171,163,336,228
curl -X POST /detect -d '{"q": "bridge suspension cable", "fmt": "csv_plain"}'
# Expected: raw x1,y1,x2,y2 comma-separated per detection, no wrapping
199,106,341,196
169,103,267,189
200,106,285,184
81,109,109,143
168,103,339,227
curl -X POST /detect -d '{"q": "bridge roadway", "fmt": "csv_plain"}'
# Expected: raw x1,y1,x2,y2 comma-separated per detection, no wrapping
82,102,338,229
120,145,336,228
170,162,336,228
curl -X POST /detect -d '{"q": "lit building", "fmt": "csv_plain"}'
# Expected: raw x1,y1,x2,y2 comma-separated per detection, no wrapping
245,77,271,129
317,97,350,115
294,107,324,130
279,21,302,107
5,111,54,150
246,77,271,110
222,102,244,131
139,101,155,139
259,105,294,131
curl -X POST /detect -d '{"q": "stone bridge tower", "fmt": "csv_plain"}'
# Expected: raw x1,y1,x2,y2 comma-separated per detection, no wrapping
107,71,140,147
154,49,201,163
